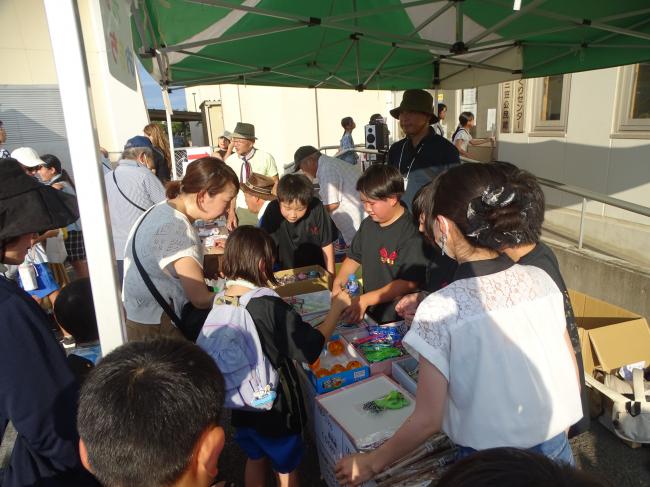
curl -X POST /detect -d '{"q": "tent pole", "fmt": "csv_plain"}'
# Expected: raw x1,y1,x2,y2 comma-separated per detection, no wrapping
163,87,177,178
314,88,321,149
43,0,126,355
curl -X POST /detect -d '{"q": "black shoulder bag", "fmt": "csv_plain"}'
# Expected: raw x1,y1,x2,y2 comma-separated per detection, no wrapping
130,208,210,342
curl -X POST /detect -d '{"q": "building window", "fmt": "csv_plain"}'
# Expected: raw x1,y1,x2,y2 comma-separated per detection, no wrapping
530,74,571,136
613,63,650,138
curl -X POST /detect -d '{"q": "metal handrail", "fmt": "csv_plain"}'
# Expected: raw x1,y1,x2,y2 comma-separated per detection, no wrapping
283,146,381,170
535,177,650,218
536,176,650,250
461,157,650,250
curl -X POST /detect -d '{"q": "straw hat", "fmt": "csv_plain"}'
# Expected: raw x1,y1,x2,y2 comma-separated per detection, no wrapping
240,173,276,201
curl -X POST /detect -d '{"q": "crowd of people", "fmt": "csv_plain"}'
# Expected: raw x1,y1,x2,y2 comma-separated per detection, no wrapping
0,89,602,487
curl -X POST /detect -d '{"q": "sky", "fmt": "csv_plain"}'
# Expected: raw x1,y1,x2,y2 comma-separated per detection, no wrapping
137,60,188,111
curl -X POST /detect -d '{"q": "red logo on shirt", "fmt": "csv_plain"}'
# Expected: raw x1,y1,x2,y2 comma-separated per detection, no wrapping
379,248,397,265
309,225,319,236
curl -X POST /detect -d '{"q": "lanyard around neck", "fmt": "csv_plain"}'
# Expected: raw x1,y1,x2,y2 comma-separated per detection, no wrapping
398,140,425,181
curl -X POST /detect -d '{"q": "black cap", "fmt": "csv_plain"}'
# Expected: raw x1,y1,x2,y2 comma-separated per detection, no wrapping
293,145,320,171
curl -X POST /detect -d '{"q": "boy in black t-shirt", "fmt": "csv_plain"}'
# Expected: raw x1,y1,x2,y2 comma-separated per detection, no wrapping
261,173,337,274
333,164,428,324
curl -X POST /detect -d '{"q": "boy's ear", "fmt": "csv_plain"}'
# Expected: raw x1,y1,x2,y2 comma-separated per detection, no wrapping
388,195,400,207
194,426,225,479
79,439,93,473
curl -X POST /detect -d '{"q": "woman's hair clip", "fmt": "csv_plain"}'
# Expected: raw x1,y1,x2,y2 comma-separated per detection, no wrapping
481,186,515,208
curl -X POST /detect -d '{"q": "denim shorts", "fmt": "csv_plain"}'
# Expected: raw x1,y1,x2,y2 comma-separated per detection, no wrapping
234,428,304,473
457,432,575,466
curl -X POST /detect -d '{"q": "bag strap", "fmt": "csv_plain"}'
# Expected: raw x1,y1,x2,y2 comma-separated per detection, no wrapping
131,208,182,327
238,287,278,307
585,373,631,403
632,368,647,404
113,170,147,212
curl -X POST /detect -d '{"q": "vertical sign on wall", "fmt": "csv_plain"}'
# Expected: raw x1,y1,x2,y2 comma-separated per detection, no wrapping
501,82,512,133
513,79,526,133
100,0,137,90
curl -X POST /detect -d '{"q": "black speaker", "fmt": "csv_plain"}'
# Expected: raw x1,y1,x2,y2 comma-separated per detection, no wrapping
365,123,389,150
365,124,377,150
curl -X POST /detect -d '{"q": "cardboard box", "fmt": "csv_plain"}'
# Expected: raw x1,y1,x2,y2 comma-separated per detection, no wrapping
391,356,418,397
571,290,650,376
571,290,650,442
273,265,332,297
314,375,414,487
316,374,415,452
306,339,370,394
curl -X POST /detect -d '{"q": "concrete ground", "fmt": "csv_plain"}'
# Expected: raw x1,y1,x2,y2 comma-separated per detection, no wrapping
216,412,650,487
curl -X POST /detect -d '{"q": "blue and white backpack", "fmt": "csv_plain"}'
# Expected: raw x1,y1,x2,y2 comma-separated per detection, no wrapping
197,287,279,411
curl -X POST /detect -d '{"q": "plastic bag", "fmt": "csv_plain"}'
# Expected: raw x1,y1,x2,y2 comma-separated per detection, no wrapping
46,230,68,264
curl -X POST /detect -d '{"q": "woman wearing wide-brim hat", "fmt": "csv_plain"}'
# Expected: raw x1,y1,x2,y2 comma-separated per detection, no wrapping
0,158,99,486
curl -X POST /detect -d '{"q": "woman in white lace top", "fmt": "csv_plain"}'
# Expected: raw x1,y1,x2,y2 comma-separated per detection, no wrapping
336,163,582,485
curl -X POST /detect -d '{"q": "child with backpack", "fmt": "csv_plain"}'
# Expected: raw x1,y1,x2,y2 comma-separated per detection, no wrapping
197,226,351,487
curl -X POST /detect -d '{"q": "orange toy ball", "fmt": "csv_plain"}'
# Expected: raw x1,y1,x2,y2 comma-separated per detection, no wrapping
346,360,362,370
315,368,330,378
327,341,345,356
330,364,346,374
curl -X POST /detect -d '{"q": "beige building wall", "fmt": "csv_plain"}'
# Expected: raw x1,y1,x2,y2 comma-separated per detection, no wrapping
0,0,149,166
186,85,397,172
494,67,650,265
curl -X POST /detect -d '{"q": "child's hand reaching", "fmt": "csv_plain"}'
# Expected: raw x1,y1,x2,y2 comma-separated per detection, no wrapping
340,295,368,324
331,278,344,297
395,292,421,324
331,289,352,313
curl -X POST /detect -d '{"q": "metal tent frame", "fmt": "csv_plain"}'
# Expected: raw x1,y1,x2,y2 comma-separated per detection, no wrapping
42,0,650,355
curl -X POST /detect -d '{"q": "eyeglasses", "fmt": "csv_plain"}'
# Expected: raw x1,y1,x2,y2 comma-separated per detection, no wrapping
27,165,42,172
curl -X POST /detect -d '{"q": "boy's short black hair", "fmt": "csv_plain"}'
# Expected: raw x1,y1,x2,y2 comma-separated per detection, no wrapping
356,163,404,200
78,339,225,487
53,277,98,343
341,116,354,128
277,173,313,206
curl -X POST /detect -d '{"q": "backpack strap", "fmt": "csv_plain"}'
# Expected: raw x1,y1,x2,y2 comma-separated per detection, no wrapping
633,368,647,404
238,287,278,307
585,373,630,403
113,170,147,212
130,208,183,327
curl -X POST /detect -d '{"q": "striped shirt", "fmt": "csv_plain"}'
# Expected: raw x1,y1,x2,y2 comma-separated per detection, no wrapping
316,154,363,244
104,159,166,259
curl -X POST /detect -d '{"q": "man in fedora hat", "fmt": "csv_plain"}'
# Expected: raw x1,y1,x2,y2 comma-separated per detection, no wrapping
225,122,278,228
240,172,276,226
387,89,459,210
293,145,363,245
0,158,99,486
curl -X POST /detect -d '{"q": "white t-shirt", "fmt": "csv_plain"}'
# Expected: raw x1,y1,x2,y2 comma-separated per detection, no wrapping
122,202,203,324
226,148,278,209
316,154,364,245
403,261,582,450
452,128,471,152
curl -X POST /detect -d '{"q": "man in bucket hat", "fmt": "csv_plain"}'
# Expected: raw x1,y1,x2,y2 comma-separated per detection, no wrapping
240,172,277,227
387,89,460,210
0,158,99,486
293,145,363,245
225,122,278,228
